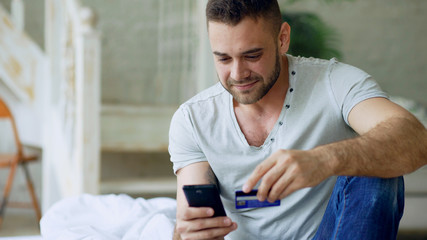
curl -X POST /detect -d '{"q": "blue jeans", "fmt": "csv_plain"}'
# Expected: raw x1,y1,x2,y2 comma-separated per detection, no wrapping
313,176,404,240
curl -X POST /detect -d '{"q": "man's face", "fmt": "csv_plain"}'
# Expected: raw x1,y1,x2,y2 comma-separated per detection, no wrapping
208,17,281,105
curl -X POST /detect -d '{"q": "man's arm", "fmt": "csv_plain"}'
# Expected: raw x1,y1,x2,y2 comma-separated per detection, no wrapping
243,98,427,202
173,162,237,240
323,97,426,177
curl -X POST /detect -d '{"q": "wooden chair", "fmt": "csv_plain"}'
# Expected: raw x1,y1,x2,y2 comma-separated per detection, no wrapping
0,98,41,228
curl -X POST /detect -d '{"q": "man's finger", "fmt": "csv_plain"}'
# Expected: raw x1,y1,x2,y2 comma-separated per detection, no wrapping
242,157,275,193
268,173,294,201
256,161,288,202
183,222,237,240
186,217,233,232
278,179,299,200
180,207,214,220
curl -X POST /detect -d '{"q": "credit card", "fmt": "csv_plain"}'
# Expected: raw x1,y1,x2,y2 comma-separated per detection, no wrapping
235,189,280,209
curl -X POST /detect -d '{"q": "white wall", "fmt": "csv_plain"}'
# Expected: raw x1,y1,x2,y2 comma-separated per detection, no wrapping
83,0,215,106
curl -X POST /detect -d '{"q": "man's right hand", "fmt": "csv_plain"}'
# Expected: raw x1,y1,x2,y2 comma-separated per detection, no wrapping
174,162,238,240
175,206,237,240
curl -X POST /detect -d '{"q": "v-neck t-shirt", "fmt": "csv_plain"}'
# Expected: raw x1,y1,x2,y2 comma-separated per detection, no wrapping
169,55,388,240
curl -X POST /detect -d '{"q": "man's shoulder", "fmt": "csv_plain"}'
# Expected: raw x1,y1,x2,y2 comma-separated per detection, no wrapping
289,55,369,80
289,55,334,68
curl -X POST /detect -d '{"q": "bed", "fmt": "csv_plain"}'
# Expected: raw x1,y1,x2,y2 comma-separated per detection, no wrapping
0,237,42,240
40,194,177,240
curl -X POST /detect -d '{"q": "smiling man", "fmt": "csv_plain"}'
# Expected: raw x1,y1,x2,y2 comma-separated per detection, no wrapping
169,1,427,239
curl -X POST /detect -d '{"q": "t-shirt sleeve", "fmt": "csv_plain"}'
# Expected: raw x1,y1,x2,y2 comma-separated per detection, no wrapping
328,61,389,126
168,105,207,174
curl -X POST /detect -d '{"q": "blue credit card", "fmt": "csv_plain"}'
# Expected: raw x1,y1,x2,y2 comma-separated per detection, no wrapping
235,190,280,209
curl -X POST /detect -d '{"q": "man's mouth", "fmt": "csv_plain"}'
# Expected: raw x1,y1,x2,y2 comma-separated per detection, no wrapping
232,81,258,91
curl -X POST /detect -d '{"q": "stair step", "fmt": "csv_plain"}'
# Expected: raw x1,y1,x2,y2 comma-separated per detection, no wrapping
101,104,177,152
100,177,177,195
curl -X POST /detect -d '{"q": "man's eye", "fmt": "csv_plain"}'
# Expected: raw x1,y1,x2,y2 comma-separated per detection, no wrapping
246,54,261,60
218,57,231,62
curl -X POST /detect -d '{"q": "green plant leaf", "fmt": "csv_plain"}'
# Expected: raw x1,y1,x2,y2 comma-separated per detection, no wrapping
282,12,342,60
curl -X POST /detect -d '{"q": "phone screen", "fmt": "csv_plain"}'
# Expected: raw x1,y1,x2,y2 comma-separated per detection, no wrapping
183,184,226,217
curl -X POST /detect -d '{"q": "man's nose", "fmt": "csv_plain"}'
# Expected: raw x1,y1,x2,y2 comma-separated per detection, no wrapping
230,60,250,81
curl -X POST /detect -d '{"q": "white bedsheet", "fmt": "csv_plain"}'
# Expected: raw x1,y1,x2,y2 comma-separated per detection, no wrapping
40,194,177,240
0,237,42,240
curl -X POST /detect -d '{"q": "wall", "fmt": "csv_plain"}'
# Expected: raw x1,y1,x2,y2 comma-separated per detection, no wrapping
281,0,427,105
82,0,213,106
81,0,427,106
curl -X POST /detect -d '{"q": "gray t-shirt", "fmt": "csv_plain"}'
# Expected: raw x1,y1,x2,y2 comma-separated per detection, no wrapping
169,55,388,239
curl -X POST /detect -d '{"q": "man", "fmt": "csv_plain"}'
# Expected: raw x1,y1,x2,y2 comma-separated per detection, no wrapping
169,0,427,239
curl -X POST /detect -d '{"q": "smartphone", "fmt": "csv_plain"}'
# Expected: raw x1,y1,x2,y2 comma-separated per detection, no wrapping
183,184,227,217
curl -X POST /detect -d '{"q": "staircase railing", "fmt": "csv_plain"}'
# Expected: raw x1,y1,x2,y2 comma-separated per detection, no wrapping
43,0,101,211
0,0,47,148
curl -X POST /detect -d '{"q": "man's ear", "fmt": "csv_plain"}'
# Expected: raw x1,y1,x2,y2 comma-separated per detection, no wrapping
278,22,291,55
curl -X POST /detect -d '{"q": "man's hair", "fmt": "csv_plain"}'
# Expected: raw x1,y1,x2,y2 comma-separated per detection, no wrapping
206,0,283,37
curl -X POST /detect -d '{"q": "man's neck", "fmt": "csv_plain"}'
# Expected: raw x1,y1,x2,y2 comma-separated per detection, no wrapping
233,55,289,146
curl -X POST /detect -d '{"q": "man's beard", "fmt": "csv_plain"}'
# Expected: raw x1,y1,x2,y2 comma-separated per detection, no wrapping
222,52,281,105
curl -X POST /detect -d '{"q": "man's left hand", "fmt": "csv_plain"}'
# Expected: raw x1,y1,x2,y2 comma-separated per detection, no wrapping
242,149,333,202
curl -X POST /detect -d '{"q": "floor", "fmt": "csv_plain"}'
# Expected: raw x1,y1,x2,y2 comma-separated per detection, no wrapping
0,209,40,237
0,209,427,239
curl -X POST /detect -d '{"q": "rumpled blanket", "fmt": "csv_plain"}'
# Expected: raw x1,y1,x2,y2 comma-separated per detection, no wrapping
40,194,177,240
